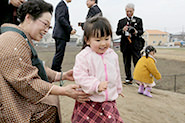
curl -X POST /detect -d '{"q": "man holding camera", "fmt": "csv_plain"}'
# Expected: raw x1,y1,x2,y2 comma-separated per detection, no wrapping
116,3,144,85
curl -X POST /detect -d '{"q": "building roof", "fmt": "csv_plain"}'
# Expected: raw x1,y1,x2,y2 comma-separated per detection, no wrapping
145,30,168,35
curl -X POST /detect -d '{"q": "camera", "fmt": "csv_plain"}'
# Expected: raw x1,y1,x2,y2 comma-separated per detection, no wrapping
125,18,137,36
128,26,135,34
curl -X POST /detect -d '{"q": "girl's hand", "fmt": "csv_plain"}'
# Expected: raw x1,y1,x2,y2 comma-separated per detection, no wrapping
119,93,124,98
98,81,108,92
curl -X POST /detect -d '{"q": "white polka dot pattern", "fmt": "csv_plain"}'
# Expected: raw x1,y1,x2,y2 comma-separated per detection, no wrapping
0,24,58,122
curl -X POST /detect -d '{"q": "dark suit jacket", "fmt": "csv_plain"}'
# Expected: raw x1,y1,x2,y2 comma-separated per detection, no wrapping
0,0,35,26
80,4,102,29
0,0,16,26
86,4,102,19
52,0,72,41
116,16,144,52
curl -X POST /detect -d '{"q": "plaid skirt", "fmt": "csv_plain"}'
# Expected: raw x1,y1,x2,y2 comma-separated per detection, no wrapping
71,100,124,123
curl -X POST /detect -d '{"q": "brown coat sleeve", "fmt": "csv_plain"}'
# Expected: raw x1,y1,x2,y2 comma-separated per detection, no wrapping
45,66,57,82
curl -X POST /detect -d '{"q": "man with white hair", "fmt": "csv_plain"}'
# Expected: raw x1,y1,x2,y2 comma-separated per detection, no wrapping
116,3,144,85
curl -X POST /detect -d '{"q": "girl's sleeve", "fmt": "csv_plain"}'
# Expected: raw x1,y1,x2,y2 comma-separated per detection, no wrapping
147,59,162,80
115,54,122,94
73,54,101,94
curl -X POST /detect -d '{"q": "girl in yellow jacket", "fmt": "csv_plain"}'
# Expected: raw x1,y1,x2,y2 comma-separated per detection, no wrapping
133,45,161,97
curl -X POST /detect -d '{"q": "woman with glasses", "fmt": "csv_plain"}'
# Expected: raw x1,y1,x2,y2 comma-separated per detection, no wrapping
0,0,89,122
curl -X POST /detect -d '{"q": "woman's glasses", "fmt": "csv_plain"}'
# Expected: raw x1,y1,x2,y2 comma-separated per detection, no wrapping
38,19,52,29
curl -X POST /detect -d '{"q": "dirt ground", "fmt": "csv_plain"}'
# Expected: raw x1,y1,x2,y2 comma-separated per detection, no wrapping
36,43,185,123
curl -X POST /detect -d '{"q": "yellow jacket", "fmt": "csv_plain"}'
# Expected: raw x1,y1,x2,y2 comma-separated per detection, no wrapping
133,55,161,84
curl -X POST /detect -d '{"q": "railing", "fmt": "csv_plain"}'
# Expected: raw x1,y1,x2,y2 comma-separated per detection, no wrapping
155,73,185,94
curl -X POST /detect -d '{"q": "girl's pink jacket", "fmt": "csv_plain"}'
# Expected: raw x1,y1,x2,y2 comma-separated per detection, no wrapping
73,47,122,102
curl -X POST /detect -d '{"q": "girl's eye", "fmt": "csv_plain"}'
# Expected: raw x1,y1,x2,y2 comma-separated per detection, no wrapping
105,38,109,40
96,39,101,42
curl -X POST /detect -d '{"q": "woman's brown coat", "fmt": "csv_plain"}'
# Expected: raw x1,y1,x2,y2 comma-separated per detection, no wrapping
0,24,59,123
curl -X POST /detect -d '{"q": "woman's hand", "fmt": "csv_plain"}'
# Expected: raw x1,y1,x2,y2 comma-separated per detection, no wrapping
62,69,74,81
51,84,90,103
63,84,90,103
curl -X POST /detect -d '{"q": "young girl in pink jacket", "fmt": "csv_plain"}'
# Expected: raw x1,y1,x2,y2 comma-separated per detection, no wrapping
72,16,124,123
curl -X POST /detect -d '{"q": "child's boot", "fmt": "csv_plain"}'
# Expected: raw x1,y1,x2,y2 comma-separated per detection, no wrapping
143,87,152,98
138,84,144,94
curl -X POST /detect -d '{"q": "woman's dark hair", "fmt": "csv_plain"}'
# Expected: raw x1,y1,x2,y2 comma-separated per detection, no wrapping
95,0,98,4
145,45,156,58
17,0,53,23
82,16,112,49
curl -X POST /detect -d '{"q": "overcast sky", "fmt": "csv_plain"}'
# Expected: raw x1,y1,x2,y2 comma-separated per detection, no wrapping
45,0,185,36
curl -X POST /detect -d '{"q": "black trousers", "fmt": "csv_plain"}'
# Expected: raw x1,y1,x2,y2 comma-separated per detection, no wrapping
122,47,141,81
51,38,67,72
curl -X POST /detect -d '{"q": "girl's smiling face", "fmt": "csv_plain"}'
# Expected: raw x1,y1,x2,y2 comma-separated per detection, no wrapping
86,35,111,54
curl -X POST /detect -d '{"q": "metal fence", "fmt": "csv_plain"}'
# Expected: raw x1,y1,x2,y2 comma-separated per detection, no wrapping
155,73,185,94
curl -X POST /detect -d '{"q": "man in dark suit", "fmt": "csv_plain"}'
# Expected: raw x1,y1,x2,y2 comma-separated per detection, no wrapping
0,0,25,28
116,3,144,85
78,0,102,29
51,0,76,72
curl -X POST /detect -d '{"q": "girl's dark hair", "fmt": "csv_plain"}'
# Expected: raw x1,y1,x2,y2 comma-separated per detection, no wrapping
145,45,157,58
82,16,112,49
95,0,98,4
17,0,53,23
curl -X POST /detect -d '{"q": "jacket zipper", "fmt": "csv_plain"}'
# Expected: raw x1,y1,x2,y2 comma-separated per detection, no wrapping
101,55,108,101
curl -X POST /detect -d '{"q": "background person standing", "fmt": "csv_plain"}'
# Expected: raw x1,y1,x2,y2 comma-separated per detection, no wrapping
78,0,102,30
116,3,144,85
0,0,27,34
52,0,76,72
